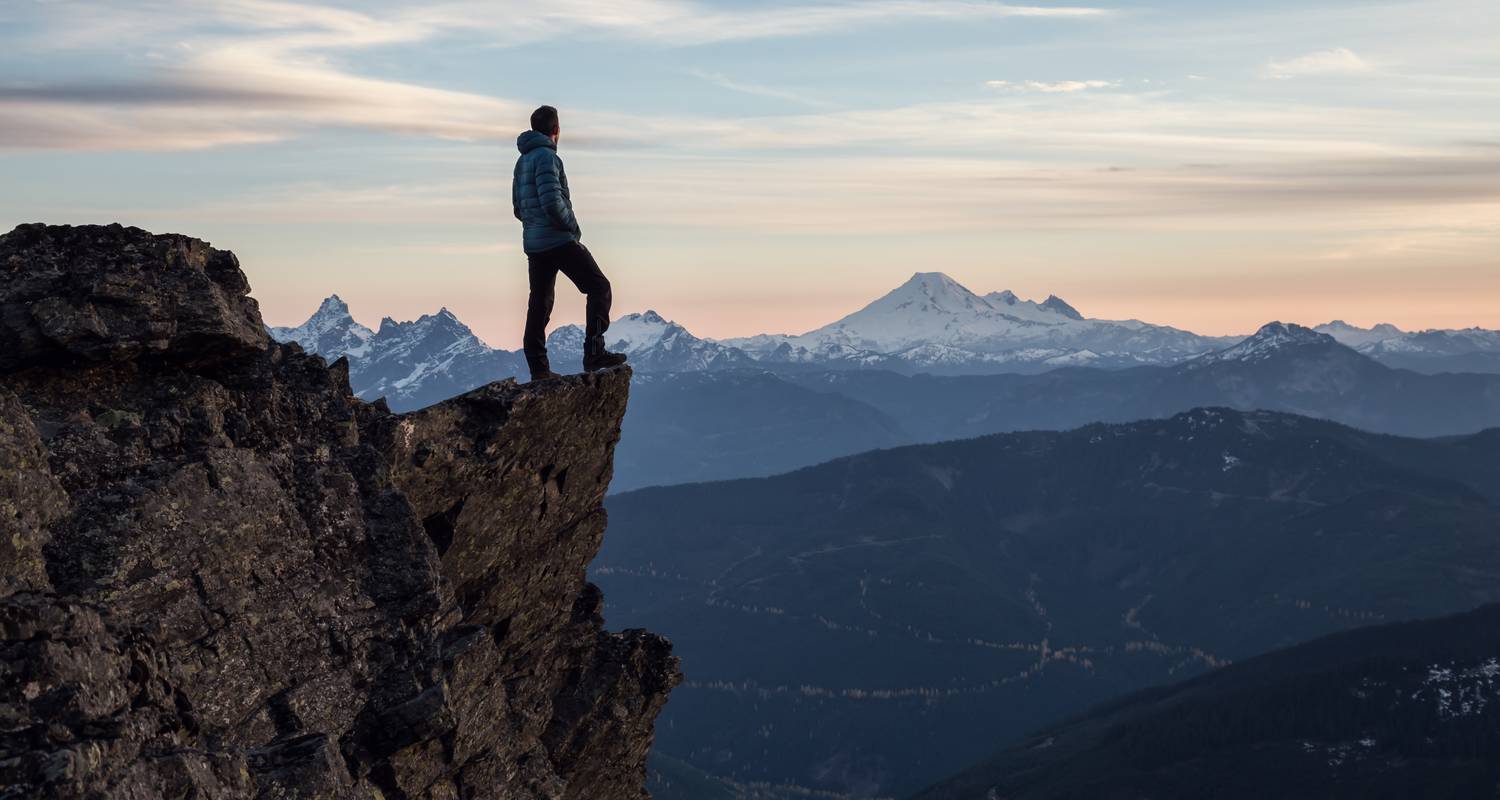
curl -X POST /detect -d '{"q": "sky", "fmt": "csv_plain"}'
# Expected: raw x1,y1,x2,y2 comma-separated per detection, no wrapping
3,0,1498,346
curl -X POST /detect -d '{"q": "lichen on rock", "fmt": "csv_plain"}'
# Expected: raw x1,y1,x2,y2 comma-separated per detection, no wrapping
0,223,679,799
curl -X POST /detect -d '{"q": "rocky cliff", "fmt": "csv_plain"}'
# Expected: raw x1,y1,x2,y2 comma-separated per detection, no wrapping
0,223,679,799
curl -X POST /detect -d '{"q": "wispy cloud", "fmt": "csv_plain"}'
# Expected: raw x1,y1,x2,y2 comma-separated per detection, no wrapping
1263,47,1375,79
10,0,1114,51
0,0,1112,151
686,69,829,108
986,79,1119,93
419,1,1115,46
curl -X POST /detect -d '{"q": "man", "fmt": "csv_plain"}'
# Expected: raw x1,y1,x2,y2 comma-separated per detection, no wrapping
513,104,627,381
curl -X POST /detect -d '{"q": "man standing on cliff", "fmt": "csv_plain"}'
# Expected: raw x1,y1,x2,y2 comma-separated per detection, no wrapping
513,105,627,382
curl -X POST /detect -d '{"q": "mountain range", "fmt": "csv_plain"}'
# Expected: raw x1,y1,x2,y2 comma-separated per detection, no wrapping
593,408,1500,796
613,321,1500,489
267,275,1500,416
267,297,743,410
778,321,1500,443
268,296,526,410
270,290,1500,491
1316,319,1500,374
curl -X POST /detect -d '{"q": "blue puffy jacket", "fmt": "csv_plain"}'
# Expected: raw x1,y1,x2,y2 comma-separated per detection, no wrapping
513,130,581,254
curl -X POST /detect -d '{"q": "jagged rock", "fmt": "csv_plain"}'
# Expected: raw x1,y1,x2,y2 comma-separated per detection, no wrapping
0,224,679,799
0,223,269,370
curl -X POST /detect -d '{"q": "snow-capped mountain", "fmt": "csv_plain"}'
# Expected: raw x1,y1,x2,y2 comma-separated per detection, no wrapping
269,298,760,410
724,272,1232,372
547,310,756,373
1315,320,1500,373
268,297,522,410
1190,321,1338,366
1178,321,1403,408
266,295,374,359
269,286,1500,415
352,309,523,410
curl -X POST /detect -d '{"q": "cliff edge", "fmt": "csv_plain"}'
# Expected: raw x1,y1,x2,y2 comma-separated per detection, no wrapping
0,223,679,799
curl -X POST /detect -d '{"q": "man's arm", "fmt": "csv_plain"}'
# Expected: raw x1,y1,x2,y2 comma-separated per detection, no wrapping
512,160,524,221
534,153,580,237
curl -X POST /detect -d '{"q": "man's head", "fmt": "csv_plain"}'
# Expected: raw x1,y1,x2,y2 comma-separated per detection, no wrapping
530,105,560,143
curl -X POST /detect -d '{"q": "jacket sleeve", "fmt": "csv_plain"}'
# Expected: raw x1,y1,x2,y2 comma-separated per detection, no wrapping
511,160,524,221
534,152,580,235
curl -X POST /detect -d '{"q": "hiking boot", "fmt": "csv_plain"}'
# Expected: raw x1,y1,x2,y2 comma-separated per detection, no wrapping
582,350,628,371
528,368,562,382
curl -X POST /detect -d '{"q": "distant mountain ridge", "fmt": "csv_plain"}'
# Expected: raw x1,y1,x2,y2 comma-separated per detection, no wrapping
267,279,1500,415
270,299,1500,489
1315,319,1500,373
594,407,1500,796
782,321,1500,441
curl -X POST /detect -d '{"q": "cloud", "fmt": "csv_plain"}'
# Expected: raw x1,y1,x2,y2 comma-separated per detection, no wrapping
986,79,1119,93
0,73,524,150
686,69,829,108
607,91,1478,161
116,143,1500,238
412,1,1114,46
0,0,1111,151
12,0,1113,51
1263,47,1375,79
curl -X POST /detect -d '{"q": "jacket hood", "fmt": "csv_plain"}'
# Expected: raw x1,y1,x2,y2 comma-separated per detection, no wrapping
517,130,556,154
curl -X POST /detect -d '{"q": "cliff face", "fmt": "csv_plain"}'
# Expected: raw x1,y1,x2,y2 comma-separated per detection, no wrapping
0,223,679,799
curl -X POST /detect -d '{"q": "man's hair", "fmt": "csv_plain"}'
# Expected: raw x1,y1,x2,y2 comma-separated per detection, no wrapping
530,105,559,135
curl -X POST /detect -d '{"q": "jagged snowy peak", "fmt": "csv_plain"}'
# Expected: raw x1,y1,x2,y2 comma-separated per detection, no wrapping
979,289,1085,325
268,296,523,411
1315,321,1500,356
273,295,760,401
545,324,585,354
1306,321,1500,373
1315,320,1405,349
1360,327,1500,356
341,307,525,409
603,310,690,354
267,295,374,359
1040,295,1084,321
371,308,483,350
1191,322,1343,366
361,309,494,377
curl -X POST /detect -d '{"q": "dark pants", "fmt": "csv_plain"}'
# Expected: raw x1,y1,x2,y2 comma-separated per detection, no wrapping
523,242,612,373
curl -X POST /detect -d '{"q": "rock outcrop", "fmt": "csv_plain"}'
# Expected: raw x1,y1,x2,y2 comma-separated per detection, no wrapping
0,223,679,799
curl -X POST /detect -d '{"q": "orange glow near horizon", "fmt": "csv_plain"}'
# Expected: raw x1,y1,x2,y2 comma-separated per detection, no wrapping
252,253,1500,349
